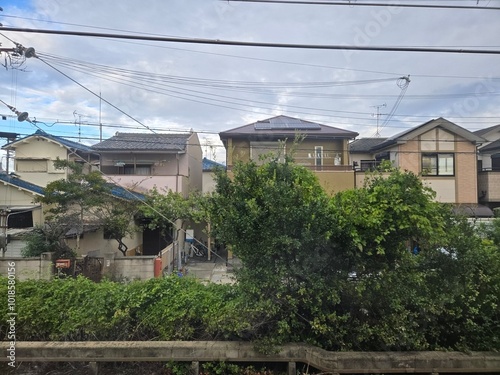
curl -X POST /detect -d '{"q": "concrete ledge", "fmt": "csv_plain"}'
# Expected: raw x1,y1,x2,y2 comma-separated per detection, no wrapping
1,341,500,373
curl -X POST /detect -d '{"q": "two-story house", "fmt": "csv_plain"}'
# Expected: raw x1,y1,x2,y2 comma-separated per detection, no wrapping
92,131,202,196
349,118,490,216
2,129,100,187
92,131,203,255
219,115,359,195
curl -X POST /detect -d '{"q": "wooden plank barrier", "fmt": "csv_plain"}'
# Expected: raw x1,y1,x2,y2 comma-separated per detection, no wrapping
1,341,500,374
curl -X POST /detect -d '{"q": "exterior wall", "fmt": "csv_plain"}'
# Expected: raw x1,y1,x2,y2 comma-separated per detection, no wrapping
187,133,203,193
203,171,218,193
226,139,250,165
65,227,143,257
455,137,478,203
0,253,54,280
315,171,355,195
103,174,178,193
423,178,456,203
99,152,180,175
478,171,500,202
0,185,43,225
398,129,477,204
226,137,354,194
12,138,68,186
103,254,155,281
294,139,346,168
397,141,420,174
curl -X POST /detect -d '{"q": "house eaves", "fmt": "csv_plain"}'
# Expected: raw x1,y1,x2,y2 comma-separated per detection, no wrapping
0,173,44,196
2,129,95,154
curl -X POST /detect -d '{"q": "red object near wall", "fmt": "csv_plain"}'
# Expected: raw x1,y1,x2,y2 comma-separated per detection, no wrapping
55,259,71,269
154,257,162,278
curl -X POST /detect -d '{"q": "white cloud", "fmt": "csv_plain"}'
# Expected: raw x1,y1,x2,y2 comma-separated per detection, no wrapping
0,0,499,164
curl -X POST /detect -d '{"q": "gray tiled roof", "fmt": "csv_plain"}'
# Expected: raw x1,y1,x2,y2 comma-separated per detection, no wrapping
92,133,191,152
473,124,500,138
370,117,484,152
349,138,387,153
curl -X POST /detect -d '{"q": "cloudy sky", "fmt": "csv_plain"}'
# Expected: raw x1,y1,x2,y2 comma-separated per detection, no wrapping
1,0,500,164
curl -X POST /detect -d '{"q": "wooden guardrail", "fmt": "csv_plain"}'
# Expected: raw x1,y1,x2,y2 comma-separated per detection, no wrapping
2,341,500,374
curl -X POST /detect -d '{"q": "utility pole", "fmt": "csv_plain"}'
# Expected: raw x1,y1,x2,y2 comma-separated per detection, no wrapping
371,103,386,137
0,208,9,257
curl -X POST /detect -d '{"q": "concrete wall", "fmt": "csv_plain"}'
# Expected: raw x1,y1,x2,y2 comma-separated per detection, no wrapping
103,253,155,281
0,253,54,280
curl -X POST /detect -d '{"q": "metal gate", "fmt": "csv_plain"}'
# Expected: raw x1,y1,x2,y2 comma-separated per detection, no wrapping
74,256,103,282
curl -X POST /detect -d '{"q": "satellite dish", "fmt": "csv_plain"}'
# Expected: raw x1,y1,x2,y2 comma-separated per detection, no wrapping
17,112,29,122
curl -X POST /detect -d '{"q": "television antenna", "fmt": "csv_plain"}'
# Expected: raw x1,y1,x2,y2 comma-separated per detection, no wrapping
371,103,386,137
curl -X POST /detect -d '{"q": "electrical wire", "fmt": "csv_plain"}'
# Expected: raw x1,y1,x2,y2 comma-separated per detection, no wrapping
2,26,500,54
224,0,500,10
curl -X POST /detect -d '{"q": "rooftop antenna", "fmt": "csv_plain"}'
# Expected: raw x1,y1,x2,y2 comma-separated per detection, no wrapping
73,110,88,142
371,103,386,137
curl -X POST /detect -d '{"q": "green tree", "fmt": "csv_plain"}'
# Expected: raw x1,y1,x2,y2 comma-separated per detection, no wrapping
210,157,337,346
139,188,211,252
21,218,75,259
34,159,139,256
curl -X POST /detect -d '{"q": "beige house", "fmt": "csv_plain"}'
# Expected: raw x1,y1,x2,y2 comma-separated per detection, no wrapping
92,132,202,196
219,115,359,195
0,130,143,257
350,118,486,207
2,129,100,187
0,174,44,257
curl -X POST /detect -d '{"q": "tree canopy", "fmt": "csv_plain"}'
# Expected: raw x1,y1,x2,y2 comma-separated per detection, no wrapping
31,159,140,256
210,158,500,351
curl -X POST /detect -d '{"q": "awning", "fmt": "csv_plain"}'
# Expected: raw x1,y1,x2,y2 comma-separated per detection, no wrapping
452,204,494,218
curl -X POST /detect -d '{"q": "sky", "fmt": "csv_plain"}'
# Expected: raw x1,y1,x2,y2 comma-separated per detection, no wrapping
1,0,500,165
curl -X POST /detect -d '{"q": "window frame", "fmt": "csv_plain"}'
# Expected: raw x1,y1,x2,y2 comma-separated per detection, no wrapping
421,153,455,176
314,146,323,167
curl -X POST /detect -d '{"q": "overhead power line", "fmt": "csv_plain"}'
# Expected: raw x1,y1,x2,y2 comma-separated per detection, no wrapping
224,0,500,10
2,27,500,54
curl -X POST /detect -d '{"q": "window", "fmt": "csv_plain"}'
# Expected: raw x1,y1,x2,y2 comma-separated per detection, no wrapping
121,164,151,175
422,153,454,176
250,142,285,165
314,146,323,167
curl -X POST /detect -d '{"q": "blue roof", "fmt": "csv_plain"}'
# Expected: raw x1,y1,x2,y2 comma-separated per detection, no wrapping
109,184,145,201
3,130,95,153
0,173,45,195
0,173,143,202
202,157,225,171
